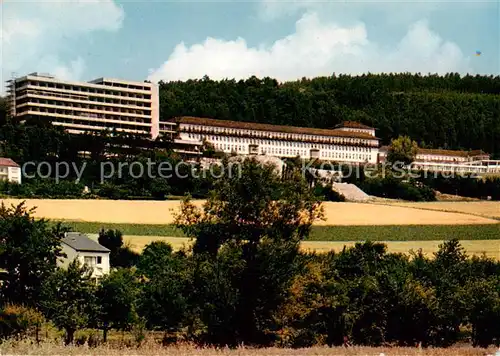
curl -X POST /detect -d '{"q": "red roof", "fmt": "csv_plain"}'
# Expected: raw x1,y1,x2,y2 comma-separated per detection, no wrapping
417,148,489,158
171,117,380,140
335,121,375,130
379,146,490,158
0,158,19,168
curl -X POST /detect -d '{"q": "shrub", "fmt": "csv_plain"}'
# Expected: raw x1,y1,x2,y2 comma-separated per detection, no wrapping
0,304,44,340
359,176,436,201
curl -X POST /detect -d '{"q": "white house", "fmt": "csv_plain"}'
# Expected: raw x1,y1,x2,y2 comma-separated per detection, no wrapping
59,232,110,279
0,158,21,184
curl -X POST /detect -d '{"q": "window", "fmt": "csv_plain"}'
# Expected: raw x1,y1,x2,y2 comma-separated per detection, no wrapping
97,256,102,264
84,256,96,266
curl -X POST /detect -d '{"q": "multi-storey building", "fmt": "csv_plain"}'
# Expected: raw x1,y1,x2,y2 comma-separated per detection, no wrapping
6,73,165,138
169,116,380,164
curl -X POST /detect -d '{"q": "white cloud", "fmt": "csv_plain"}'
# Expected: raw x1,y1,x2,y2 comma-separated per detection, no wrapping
0,0,124,91
148,13,471,83
258,0,441,25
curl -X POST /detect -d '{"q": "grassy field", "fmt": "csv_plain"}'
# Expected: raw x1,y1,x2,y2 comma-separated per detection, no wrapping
60,221,500,241
1,340,498,356
118,235,500,259
2,199,498,225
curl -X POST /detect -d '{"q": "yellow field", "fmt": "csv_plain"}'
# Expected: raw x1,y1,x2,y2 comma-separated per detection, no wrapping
1,199,498,225
379,201,500,220
121,235,500,260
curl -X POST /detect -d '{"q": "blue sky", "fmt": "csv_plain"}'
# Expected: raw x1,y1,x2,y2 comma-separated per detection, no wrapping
1,0,499,89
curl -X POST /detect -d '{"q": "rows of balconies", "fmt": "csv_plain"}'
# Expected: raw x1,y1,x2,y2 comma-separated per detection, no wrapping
410,162,500,174
15,100,150,117
180,127,379,148
51,118,150,133
16,104,151,122
18,110,151,126
16,79,152,97
16,84,151,103
15,90,152,109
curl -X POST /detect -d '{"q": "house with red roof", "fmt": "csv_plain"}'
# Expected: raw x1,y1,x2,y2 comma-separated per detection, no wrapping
0,158,21,184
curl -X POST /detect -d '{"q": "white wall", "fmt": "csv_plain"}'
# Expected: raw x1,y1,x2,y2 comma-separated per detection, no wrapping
58,244,110,278
180,123,379,163
8,167,21,184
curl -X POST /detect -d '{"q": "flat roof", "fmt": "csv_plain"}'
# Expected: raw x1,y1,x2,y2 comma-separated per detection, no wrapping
13,73,151,90
172,117,380,140
88,77,153,86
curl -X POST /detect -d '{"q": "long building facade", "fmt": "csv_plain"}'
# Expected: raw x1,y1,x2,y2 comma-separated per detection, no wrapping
170,117,380,164
6,72,173,138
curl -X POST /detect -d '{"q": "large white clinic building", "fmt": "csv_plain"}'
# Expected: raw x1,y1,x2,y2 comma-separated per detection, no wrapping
170,117,381,164
6,72,170,139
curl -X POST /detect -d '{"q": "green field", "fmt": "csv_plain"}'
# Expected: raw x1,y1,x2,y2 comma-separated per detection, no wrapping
53,221,500,242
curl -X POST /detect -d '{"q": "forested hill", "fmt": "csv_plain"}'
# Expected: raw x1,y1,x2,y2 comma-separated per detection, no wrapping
158,73,500,157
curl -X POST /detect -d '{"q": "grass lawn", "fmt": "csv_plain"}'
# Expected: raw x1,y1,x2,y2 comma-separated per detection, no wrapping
53,221,500,242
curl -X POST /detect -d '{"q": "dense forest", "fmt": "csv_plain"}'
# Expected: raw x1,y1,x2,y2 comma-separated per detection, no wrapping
158,73,500,157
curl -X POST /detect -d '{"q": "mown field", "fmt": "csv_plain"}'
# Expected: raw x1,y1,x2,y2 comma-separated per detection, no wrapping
3,198,499,258
378,201,500,220
1,340,498,356
2,199,498,225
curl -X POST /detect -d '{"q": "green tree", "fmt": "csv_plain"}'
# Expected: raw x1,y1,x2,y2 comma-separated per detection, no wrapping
387,135,419,165
0,203,65,306
464,277,500,348
138,249,192,334
150,177,171,200
96,268,140,342
40,260,97,345
175,157,323,345
137,241,174,278
98,229,139,268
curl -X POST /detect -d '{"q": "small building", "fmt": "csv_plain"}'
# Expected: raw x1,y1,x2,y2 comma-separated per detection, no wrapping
59,232,110,280
378,146,500,174
0,158,21,184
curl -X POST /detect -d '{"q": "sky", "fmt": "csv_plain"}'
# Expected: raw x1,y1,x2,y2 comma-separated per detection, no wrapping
1,0,499,91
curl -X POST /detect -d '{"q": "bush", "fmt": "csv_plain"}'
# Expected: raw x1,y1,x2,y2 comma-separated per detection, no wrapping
0,304,44,340
359,176,436,201
313,185,345,202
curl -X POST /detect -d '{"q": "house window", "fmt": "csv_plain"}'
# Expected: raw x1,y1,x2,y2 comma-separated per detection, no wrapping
97,256,102,264
84,256,96,266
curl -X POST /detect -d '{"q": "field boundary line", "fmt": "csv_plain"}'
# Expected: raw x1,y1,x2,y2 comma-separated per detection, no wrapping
369,202,500,221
